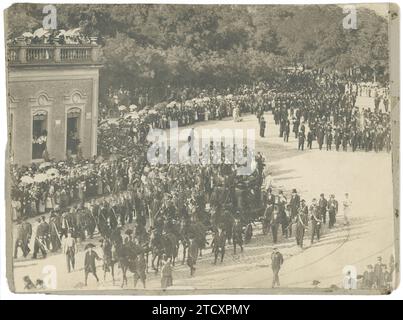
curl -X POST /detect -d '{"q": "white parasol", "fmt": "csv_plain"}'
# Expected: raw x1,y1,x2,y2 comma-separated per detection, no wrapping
20,176,34,185
39,162,52,169
33,28,49,38
34,173,48,183
22,32,34,38
46,168,59,179
118,105,127,111
129,104,138,111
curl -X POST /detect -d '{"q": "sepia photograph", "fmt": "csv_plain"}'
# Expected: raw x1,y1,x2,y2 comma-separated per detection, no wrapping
2,2,400,296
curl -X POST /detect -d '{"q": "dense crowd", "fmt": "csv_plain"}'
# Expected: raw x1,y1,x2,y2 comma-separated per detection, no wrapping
12,68,393,289
271,73,391,152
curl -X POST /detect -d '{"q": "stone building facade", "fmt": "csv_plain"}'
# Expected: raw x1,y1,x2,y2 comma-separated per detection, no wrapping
7,43,102,165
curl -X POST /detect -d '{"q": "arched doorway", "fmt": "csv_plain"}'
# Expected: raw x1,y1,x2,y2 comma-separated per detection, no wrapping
66,107,81,156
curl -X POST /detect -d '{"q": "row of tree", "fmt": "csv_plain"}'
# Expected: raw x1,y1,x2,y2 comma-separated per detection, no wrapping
7,4,389,93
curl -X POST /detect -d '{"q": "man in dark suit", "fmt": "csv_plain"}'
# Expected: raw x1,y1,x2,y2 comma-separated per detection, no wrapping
298,130,305,150
327,194,338,228
296,199,309,248
259,116,266,138
270,205,281,244
289,189,300,220
232,219,244,254
271,248,284,288
318,193,328,225
33,218,47,259
211,228,226,264
310,199,322,244
84,244,101,286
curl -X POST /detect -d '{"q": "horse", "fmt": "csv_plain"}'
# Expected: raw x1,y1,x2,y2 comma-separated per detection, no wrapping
101,237,117,285
112,241,146,288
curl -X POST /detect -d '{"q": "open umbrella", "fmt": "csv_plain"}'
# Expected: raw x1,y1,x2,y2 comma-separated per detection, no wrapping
34,173,48,183
84,243,96,250
46,168,59,179
39,162,52,169
33,28,49,38
22,32,34,38
167,101,177,108
202,97,211,102
225,94,234,99
129,104,138,111
118,105,127,111
20,176,34,185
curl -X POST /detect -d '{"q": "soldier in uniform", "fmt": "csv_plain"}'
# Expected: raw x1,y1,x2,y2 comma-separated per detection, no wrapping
32,218,47,259
211,227,226,264
283,119,290,142
49,213,61,252
295,199,309,248
271,247,284,288
297,129,305,150
270,205,281,244
259,115,266,138
232,218,244,254
307,129,314,149
325,126,333,151
317,126,324,150
14,219,29,258
318,193,328,225
310,198,322,244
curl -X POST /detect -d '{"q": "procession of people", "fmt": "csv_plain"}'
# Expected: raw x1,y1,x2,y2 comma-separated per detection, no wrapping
12,68,390,290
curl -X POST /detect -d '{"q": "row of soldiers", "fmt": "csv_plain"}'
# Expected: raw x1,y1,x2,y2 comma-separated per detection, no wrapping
14,193,149,260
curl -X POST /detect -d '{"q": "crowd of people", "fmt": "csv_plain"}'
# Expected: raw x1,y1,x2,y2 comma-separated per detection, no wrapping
271,73,391,152
12,68,392,290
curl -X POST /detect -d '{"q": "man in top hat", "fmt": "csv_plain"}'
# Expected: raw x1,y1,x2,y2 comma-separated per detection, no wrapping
271,247,283,288
327,194,338,228
289,189,300,222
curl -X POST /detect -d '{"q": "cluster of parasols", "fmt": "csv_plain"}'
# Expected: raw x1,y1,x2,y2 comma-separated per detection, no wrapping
18,162,60,185
11,27,93,45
